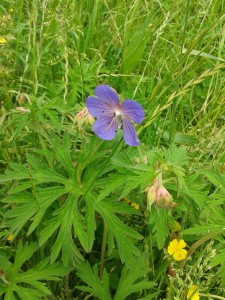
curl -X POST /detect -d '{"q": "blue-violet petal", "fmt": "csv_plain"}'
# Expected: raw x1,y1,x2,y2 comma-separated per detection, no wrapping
86,96,113,117
121,99,144,124
122,118,139,146
95,85,120,107
93,116,118,140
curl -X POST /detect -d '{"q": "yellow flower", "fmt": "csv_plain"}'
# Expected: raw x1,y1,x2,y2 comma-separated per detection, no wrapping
9,8,14,12
0,37,7,44
123,197,131,203
187,285,200,300
6,233,13,241
131,202,139,210
167,239,187,261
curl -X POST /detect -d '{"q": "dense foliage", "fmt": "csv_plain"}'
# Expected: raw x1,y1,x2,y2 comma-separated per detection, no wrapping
0,0,225,299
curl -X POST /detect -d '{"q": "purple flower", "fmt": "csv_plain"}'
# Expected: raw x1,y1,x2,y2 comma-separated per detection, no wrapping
85,85,144,146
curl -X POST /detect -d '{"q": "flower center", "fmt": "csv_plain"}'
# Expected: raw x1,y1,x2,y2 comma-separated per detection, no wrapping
115,109,121,117
113,109,124,128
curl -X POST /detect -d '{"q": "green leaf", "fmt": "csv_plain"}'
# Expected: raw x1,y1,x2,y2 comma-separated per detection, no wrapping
3,192,38,235
26,154,68,185
122,19,151,73
13,242,38,273
163,145,189,167
44,109,62,131
40,195,85,266
12,113,30,140
114,255,155,300
85,193,96,250
0,163,30,183
210,250,225,268
0,241,72,300
183,47,225,62
183,225,225,236
149,207,170,249
27,186,66,235
48,132,74,175
95,199,142,267
174,133,198,145
202,164,225,193
76,262,112,300
96,174,128,202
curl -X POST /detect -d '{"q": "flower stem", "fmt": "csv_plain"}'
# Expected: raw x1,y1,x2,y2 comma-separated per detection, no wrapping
137,145,143,160
199,293,225,300
99,220,108,280
180,229,225,268
81,138,123,200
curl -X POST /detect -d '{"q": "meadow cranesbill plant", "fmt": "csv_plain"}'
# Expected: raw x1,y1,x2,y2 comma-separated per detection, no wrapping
85,84,144,146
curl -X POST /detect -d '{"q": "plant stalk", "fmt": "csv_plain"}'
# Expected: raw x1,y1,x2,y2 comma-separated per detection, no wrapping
99,220,108,280
180,229,225,268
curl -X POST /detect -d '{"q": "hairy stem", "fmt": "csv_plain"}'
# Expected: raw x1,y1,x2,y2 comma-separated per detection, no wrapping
181,229,225,268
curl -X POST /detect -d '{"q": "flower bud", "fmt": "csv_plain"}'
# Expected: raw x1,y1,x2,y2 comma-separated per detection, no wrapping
147,172,176,210
147,185,156,211
155,185,176,209
74,107,94,129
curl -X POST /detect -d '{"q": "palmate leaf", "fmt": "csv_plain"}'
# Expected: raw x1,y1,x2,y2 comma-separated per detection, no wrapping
96,174,129,202
202,201,225,225
148,206,170,249
1,131,147,267
163,145,189,167
95,199,143,267
0,163,30,182
114,255,155,300
96,152,153,203
202,164,225,193
76,255,154,300
85,193,96,249
27,186,67,235
0,241,72,300
47,132,74,175
26,154,68,185
8,112,30,141
182,225,225,236
2,186,67,236
0,134,103,266
2,192,39,236
76,262,112,300
38,193,88,266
